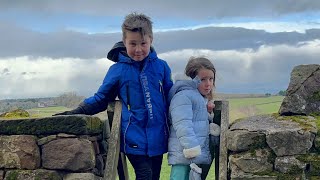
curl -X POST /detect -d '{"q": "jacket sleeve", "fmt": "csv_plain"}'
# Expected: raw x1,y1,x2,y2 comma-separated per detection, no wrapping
82,64,120,115
170,93,199,150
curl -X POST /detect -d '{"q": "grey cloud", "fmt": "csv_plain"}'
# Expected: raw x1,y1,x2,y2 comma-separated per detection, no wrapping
1,68,9,75
0,22,121,58
1,22,320,59
164,41,320,94
0,40,319,100
1,1,320,18
154,27,301,52
20,72,38,75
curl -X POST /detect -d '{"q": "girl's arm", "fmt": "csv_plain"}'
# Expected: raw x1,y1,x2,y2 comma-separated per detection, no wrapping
170,93,201,158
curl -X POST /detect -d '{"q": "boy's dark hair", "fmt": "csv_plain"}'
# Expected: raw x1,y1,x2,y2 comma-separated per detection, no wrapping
122,12,153,40
185,56,216,99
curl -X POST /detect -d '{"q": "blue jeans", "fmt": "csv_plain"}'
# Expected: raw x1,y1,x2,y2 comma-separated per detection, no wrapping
170,165,190,180
126,154,163,180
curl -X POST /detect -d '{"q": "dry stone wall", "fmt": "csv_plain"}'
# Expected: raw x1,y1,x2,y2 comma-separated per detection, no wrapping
226,64,320,179
227,114,320,179
0,115,109,180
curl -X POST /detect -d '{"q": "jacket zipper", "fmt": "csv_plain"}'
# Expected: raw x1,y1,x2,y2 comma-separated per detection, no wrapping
126,83,130,110
159,80,169,136
159,80,165,102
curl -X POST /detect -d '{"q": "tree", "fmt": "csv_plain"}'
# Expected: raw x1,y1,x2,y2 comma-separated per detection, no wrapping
278,90,286,96
54,92,85,108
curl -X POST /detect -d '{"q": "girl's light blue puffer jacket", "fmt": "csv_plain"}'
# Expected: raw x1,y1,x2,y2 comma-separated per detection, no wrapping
167,79,211,165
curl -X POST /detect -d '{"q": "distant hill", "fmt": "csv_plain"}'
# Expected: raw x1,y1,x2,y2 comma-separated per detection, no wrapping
0,97,56,113
0,92,84,113
0,93,274,114
215,93,270,99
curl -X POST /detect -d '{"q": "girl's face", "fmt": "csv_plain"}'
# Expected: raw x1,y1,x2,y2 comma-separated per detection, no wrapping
124,31,152,61
197,68,215,96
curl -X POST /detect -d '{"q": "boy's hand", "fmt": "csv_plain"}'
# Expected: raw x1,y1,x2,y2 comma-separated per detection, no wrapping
52,107,84,116
207,100,215,113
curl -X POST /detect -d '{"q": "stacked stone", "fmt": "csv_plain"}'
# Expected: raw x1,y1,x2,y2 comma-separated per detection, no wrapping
227,64,320,179
0,115,108,180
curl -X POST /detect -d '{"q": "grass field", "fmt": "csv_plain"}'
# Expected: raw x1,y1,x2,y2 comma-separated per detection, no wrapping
228,96,284,122
22,95,284,179
27,106,71,117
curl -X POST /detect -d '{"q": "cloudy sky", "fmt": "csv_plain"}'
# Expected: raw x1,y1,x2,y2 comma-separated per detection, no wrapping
1,0,320,100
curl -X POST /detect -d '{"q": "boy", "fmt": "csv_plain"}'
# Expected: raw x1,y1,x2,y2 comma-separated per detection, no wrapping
54,13,173,180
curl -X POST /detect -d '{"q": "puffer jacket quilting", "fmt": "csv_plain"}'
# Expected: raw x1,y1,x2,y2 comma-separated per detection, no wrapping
168,80,211,165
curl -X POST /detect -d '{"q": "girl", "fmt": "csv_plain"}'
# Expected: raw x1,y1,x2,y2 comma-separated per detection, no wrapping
168,57,219,180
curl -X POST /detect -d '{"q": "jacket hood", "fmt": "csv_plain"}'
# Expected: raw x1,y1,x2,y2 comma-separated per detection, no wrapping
168,79,200,102
107,41,156,62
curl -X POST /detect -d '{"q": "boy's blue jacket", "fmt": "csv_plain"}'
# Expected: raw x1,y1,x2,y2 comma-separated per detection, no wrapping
82,45,173,156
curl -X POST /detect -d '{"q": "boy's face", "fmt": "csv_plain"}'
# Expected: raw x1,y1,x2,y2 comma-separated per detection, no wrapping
124,31,152,61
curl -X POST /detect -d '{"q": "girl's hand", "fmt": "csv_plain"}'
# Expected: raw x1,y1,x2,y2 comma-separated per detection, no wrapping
207,100,215,113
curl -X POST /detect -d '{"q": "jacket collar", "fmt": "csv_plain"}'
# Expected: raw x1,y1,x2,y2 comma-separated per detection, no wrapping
107,41,157,63
118,49,158,64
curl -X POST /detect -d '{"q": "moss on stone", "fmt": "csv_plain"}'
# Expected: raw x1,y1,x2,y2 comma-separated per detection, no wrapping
0,109,30,118
6,170,62,180
5,171,18,180
253,170,303,180
310,91,320,101
275,114,315,131
34,172,61,180
287,165,304,175
86,116,103,134
248,135,267,152
244,148,277,170
0,116,103,135
297,154,320,177
312,115,320,134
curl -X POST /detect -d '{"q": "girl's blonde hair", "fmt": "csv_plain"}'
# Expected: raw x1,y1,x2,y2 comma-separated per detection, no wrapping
185,56,216,100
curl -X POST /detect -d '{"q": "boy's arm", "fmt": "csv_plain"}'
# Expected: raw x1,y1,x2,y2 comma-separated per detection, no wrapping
53,65,120,116
81,65,120,114
170,93,201,158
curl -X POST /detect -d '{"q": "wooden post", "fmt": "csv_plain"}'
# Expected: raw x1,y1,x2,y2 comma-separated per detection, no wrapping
103,101,129,180
120,152,129,179
203,100,229,180
218,101,229,180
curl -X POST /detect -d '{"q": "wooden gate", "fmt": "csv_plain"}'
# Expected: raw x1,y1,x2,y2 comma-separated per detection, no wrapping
103,100,229,180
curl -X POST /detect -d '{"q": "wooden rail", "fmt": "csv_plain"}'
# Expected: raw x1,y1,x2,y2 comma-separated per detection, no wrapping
103,101,129,180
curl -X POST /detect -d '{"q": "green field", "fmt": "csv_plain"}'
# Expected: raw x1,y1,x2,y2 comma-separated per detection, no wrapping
22,96,284,179
228,95,284,122
27,106,71,117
